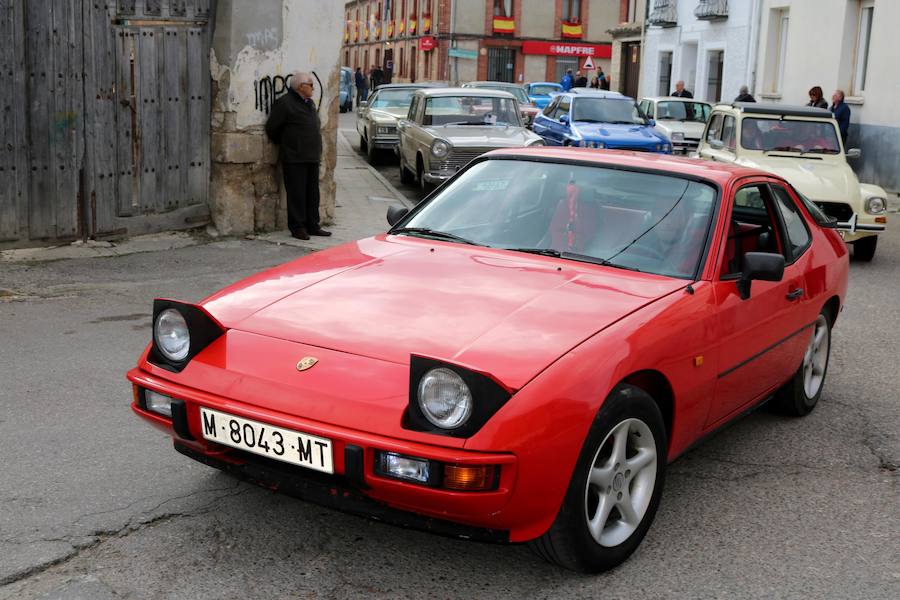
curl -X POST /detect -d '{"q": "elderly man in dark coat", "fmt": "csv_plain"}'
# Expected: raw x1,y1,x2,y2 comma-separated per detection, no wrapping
265,71,331,240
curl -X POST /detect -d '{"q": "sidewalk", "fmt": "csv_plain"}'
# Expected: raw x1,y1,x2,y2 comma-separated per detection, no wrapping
0,130,410,263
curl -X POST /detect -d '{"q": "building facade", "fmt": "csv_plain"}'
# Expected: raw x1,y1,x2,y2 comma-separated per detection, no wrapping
641,0,762,102
753,0,899,192
341,0,619,86
607,0,647,98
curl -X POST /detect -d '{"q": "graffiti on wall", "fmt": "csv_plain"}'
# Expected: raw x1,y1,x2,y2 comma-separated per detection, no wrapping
254,74,292,114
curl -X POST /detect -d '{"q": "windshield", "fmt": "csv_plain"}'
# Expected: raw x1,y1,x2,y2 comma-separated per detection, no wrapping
470,85,529,104
655,101,709,122
370,89,417,109
572,98,647,125
423,96,521,126
741,118,841,154
398,159,716,279
530,84,561,96
341,70,352,85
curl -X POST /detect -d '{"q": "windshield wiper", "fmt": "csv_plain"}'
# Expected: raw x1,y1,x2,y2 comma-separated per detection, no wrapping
505,247,607,266
443,121,487,126
391,227,481,246
609,120,643,126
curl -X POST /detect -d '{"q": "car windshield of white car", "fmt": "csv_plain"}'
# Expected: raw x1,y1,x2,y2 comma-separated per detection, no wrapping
741,118,841,154
572,99,646,125
401,159,717,279
370,90,416,108
656,101,709,123
531,85,560,96
424,96,520,126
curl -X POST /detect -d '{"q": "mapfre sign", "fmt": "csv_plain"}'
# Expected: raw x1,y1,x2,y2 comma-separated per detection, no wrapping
521,41,612,59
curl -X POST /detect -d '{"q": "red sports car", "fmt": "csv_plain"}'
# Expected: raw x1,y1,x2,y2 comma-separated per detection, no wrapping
129,149,848,572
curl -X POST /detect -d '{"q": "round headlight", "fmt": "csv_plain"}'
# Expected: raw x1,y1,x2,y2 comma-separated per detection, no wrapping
597,142,605,149
671,132,685,142
431,140,451,158
865,197,886,214
417,368,473,429
154,309,190,362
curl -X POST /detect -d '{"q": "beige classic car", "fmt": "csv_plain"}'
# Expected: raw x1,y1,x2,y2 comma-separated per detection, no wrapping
462,81,541,127
356,83,437,163
697,102,887,260
397,88,544,191
639,97,711,154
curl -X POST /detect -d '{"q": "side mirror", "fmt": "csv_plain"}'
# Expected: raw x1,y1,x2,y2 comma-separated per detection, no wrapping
386,204,409,226
709,139,725,150
359,100,367,109
559,114,569,124
738,252,785,300
647,118,656,127
846,148,861,159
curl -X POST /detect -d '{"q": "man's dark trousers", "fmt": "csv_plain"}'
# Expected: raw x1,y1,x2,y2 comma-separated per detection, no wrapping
282,162,320,234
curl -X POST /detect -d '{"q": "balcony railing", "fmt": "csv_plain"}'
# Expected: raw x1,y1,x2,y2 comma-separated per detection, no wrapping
648,0,677,27
695,0,728,20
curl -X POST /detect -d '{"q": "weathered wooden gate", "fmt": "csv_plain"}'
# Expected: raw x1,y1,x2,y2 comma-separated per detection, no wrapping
0,0,213,248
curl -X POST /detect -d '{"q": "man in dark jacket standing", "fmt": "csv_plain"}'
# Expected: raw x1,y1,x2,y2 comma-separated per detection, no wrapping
354,67,368,107
734,85,755,102
830,89,851,146
670,80,693,98
265,71,331,240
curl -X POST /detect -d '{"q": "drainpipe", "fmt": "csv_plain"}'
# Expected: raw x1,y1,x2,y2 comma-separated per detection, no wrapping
638,0,649,98
746,0,762,95
449,0,457,85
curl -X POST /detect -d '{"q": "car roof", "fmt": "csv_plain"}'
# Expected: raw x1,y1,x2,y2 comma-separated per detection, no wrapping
568,89,627,98
479,147,777,187
528,82,562,87
415,87,517,98
373,83,444,91
715,102,834,118
464,81,524,88
642,96,711,105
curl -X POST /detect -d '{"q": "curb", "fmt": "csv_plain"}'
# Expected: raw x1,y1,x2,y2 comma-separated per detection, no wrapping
338,129,413,210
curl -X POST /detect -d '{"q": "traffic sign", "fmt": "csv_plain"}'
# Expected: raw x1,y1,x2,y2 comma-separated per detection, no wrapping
582,56,595,71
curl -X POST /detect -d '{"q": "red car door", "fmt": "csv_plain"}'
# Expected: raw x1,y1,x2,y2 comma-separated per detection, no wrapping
706,180,811,428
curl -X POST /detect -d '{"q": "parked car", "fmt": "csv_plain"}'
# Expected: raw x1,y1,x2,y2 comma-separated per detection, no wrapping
639,96,711,154
129,148,848,573
532,91,672,153
696,102,887,260
339,67,353,113
525,81,563,109
396,87,543,191
356,83,437,163
463,81,540,127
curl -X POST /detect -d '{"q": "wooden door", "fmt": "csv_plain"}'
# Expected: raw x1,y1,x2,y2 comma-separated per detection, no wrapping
622,42,641,99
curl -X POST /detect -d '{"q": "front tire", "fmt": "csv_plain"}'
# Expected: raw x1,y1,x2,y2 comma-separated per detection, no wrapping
853,235,877,262
772,309,832,416
366,136,378,164
417,157,433,194
531,385,666,573
359,134,368,154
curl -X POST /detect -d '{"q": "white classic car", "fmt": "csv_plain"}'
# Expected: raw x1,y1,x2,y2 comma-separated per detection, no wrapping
397,88,544,191
696,102,887,261
356,83,438,163
639,96,712,154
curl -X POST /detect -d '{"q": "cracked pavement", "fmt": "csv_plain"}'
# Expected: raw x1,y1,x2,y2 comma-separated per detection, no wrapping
1,225,898,599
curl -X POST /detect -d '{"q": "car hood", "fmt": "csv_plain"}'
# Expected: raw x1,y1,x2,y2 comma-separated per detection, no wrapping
574,122,665,143
426,126,542,147
368,107,407,121
655,120,706,139
203,236,685,389
735,155,861,203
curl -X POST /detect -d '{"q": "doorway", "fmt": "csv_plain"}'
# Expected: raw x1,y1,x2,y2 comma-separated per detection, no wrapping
488,47,516,83
706,50,724,102
622,42,641,98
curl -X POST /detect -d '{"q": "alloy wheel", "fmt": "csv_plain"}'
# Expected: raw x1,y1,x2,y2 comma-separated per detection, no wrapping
803,314,829,398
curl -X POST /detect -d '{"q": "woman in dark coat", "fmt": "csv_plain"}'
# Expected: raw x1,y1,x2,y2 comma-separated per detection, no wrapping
807,86,828,109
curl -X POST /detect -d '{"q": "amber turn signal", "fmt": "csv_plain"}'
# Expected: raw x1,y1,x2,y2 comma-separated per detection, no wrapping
442,464,497,491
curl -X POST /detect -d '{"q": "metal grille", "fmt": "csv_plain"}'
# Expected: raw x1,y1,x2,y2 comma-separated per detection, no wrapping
815,201,854,222
436,149,492,172
487,48,516,83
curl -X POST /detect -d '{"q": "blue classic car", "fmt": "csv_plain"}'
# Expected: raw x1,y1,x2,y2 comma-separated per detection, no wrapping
339,66,353,113
525,82,563,109
532,91,672,153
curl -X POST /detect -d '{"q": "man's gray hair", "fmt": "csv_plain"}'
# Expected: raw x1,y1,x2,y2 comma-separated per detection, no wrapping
739,85,749,94
292,70,313,91
835,89,845,101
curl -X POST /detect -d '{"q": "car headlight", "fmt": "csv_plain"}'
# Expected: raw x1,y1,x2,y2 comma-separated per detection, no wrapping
417,367,473,429
431,140,451,158
671,132,685,142
154,309,190,362
865,197,886,214
663,144,671,152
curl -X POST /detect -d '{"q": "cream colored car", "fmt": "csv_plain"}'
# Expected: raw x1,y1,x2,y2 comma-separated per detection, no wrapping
696,103,887,260
396,88,544,191
357,84,435,164
639,97,711,154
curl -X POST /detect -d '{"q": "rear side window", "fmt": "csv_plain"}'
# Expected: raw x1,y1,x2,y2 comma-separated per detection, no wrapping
771,185,812,259
722,116,736,151
554,98,571,120
543,97,559,116
706,113,724,142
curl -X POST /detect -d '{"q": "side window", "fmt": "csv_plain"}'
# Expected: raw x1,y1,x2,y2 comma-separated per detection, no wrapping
722,115,736,151
706,113,724,142
542,97,559,117
771,185,812,259
721,184,785,277
407,96,419,121
554,99,571,120
639,100,651,117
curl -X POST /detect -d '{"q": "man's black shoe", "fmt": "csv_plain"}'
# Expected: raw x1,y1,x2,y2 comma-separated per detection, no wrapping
291,229,310,240
309,228,332,237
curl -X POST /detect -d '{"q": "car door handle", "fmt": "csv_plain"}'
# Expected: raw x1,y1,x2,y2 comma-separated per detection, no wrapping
786,288,804,300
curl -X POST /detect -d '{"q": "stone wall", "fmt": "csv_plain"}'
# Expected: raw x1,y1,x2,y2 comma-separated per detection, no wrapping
208,0,343,235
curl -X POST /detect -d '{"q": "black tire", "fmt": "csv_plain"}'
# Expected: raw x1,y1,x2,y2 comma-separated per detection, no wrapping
853,236,877,262
417,158,433,194
772,307,832,416
399,159,415,184
366,136,378,164
530,385,667,573
340,103,347,114
359,134,368,154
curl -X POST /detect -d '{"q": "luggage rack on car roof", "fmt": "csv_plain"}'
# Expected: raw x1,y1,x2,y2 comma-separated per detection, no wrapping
730,102,833,118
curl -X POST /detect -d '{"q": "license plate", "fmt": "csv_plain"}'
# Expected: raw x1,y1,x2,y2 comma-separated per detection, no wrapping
200,407,334,474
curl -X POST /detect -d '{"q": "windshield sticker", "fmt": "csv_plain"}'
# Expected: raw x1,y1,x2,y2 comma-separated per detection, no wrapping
473,179,510,192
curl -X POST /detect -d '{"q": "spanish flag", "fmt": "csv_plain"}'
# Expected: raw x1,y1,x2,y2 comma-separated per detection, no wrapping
409,18,417,35
493,16,515,33
423,15,432,33
399,19,405,34
561,21,583,39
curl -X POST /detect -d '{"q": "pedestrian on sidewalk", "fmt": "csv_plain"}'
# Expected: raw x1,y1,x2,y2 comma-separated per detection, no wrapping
265,70,331,240
561,69,574,91
807,86,828,109
734,85,755,102
355,67,369,107
671,80,692,98
574,70,588,88
830,89,851,146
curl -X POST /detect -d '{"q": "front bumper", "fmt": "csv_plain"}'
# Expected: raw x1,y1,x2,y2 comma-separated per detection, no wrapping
128,368,520,538
371,135,399,149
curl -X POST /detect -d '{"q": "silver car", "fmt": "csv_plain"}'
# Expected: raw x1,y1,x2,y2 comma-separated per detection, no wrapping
397,88,544,191
356,84,435,163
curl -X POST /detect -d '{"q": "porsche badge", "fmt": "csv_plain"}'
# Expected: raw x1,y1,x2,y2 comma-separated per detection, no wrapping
296,357,318,371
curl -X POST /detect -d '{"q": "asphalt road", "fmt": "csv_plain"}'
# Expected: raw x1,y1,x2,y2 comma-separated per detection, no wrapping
1,139,898,597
